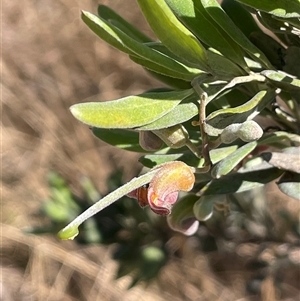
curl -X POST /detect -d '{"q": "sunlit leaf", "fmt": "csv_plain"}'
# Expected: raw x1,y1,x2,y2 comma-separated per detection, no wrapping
137,0,209,70
137,103,198,130
70,89,193,128
165,0,248,70
211,141,257,178
81,11,203,80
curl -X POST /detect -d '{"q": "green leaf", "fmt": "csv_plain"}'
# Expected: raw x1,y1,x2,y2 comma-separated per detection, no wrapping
236,0,300,18
210,145,239,164
201,0,272,69
137,103,198,130
137,0,209,70
97,5,152,43
205,89,275,136
165,0,248,70
81,11,203,80
70,89,193,128
198,168,284,196
92,128,148,153
211,141,257,178
261,70,300,91
130,55,199,81
277,172,300,200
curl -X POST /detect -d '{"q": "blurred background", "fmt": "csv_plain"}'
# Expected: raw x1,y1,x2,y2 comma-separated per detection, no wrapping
2,1,299,300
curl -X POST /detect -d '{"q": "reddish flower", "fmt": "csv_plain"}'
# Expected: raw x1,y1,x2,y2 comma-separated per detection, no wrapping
128,161,195,215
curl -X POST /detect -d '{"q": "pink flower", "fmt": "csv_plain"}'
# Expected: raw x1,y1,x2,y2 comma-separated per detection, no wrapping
128,161,195,215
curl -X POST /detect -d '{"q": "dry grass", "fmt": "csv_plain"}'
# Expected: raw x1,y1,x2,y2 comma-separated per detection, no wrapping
1,1,300,301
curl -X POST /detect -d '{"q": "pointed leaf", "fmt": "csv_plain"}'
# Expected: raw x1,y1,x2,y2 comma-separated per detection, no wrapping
81,11,203,79
211,141,257,178
97,5,152,43
70,89,193,128
137,0,209,70
137,103,198,130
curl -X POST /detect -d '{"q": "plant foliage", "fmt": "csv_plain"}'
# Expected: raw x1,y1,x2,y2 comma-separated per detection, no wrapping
57,0,300,286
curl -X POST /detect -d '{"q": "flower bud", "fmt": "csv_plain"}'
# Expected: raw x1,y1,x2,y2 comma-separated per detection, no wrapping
237,120,263,142
139,131,164,151
220,123,241,144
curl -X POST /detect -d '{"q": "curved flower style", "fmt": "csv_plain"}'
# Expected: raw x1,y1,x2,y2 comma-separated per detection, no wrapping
128,161,195,215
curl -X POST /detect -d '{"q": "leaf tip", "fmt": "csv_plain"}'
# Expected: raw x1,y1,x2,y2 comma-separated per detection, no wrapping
58,226,79,240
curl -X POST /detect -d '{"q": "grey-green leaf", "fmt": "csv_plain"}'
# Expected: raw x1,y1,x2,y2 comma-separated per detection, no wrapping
211,141,257,178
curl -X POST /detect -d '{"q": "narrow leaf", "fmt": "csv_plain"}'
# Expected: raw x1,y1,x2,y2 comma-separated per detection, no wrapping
211,141,257,178
137,0,209,70
81,11,203,79
166,0,249,70
98,5,152,43
70,89,193,128
201,0,272,69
